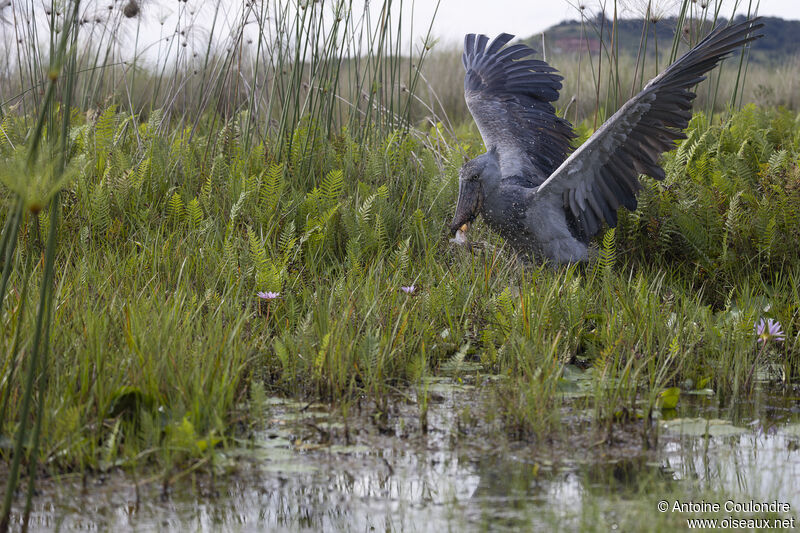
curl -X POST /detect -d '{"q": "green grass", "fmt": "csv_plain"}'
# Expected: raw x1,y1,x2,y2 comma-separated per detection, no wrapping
1,103,799,472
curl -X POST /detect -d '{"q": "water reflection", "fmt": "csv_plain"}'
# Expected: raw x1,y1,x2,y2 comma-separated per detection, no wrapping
14,385,800,531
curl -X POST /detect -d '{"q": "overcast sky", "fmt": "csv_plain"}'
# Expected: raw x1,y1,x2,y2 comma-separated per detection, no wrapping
414,0,800,46
3,0,796,65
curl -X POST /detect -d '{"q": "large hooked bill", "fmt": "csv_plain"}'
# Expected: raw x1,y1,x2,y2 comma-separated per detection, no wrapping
450,223,470,245
449,178,483,245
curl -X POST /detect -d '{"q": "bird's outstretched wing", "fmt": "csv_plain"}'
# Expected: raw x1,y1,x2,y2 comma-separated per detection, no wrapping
463,33,576,181
535,18,763,241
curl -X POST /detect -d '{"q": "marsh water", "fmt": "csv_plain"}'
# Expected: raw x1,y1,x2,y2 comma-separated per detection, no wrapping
14,376,800,532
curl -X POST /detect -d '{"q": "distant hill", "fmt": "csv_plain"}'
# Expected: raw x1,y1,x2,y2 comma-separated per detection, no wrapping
524,15,800,63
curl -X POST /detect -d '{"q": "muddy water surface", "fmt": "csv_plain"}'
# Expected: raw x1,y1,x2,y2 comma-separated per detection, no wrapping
15,377,800,532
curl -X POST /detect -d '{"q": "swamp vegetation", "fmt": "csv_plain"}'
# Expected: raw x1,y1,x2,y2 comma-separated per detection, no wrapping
1,0,800,530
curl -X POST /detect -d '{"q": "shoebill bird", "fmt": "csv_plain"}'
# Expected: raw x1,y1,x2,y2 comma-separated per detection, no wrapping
450,18,763,263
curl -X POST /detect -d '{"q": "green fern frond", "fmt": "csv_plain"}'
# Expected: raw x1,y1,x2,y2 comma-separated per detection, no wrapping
278,221,298,261
200,174,213,212
365,151,384,182
222,223,237,271
90,183,111,236
390,237,410,275
187,198,203,229
218,120,241,161
321,169,344,205
95,106,117,155
230,191,249,223
675,127,698,167
768,150,788,173
248,226,268,277
722,191,743,263
133,157,149,192
358,193,377,225
0,114,13,151
243,172,259,197
374,213,388,251
495,287,514,319
346,236,362,275
259,162,284,215
146,109,164,137
167,191,185,223
593,228,616,279
756,215,777,261
687,129,713,165
111,169,132,208
211,154,230,191
440,343,470,376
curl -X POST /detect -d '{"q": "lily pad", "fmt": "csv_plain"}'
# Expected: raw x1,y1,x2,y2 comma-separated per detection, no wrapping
657,387,681,410
684,388,715,396
423,377,473,395
260,460,320,474
255,436,294,449
781,424,800,438
557,365,595,398
662,418,748,437
327,444,372,455
241,446,296,463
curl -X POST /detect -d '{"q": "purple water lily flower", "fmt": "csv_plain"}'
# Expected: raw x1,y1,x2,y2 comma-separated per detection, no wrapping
755,318,785,345
257,291,280,300
400,285,415,294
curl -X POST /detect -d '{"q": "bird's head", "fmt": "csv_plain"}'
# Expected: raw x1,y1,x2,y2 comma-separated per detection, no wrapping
449,148,500,235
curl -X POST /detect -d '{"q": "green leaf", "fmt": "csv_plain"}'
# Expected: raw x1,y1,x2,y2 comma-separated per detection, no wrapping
657,386,681,410
662,418,747,437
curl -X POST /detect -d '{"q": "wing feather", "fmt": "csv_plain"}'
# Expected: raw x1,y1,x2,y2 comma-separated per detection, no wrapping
463,33,576,181
536,18,763,241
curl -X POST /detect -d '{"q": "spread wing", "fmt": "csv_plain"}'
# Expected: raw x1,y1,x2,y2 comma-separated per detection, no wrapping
535,18,763,241
463,33,576,181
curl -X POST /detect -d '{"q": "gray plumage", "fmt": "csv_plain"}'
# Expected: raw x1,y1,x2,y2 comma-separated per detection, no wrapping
451,18,764,263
